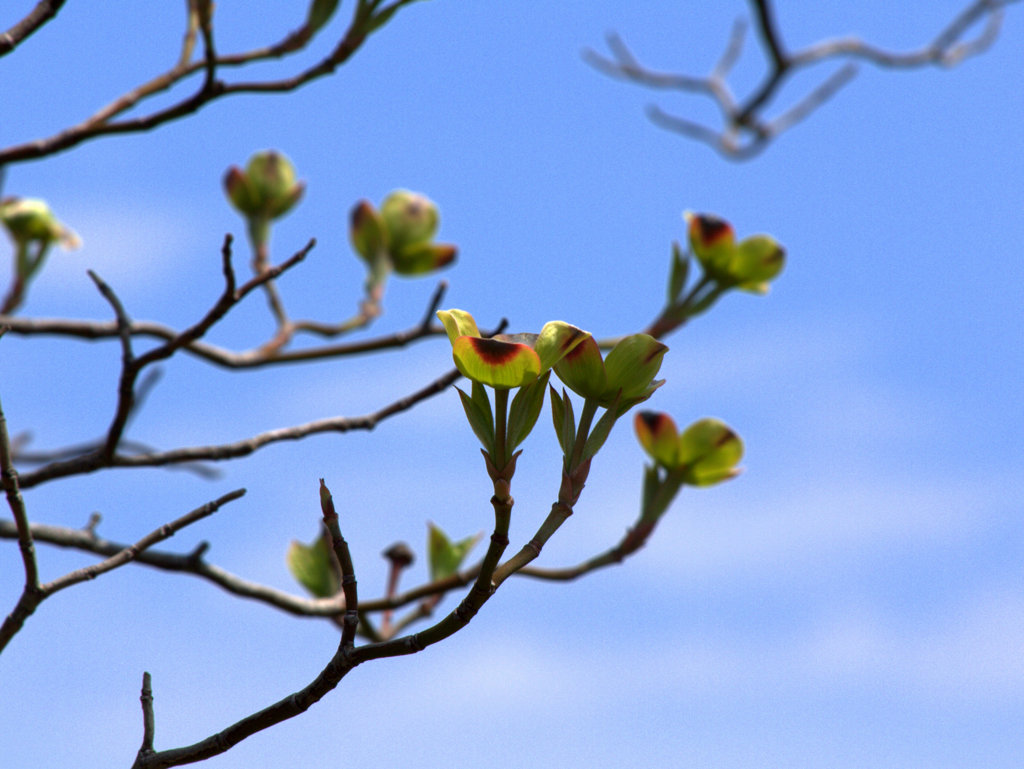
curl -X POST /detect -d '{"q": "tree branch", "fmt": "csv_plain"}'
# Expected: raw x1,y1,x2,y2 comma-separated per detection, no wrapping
0,0,413,165
0,487,244,653
586,0,1018,159
0,0,67,58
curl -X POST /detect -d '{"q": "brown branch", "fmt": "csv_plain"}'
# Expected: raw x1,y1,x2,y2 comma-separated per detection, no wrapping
0,279,457,370
0,0,404,166
15,362,463,488
0,387,41,651
587,0,1018,159
0,0,67,58
0,487,244,653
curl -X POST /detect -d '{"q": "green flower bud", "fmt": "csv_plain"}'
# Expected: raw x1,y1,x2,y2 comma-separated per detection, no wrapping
0,197,80,251
554,334,667,413
731,234,785,293
223,150,305,220
634,412,743,486
685,211,735,274
349,200,388,264
380,190,439,252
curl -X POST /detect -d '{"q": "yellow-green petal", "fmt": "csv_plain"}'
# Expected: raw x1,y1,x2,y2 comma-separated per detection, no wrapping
437,308,481,345
634,411,680,467
553,334,607,400
452,336,541,389
534,321,591,373
603,334,668,401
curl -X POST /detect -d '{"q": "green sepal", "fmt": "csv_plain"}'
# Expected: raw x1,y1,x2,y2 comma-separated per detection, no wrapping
732,234,785,293
456,385,495,453
634,410,680,467
427,522,482,581
549,387,569,455
286,531,340,598
667,240,690,302
506,370,550,453
307,0,340,33
532,321,590,373
581,397,620,461
686,211,735,275
558,387,576,458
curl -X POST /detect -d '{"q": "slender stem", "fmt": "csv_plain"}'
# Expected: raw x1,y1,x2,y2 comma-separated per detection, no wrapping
492,388,509,470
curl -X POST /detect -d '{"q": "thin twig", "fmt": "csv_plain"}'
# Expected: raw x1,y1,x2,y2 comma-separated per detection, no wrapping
0,279,462,371
587,0,1018,158
0,0,401,165
0,389,41,651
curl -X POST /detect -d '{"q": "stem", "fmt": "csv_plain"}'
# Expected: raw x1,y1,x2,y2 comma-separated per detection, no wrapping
492,388,509,470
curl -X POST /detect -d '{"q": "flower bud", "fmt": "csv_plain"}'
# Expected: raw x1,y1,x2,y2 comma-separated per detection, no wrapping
223,150,305,220
380,190,439,252
0,197,80,251
634,412,743,486
685,211,735,274
349,200,388,264
677,418,744,486
731,234,785,293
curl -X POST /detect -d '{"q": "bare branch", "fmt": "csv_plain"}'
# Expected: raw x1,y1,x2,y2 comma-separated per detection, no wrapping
0,485,244,653
588,0,1019,158
0,277,458,371
0,388,41,650
0,0,67,58
15,363,463,488
0,1,410,165
42,488,245,595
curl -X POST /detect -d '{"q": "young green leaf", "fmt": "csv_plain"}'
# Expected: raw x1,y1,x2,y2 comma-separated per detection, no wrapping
581,400,620,462
506,371,550,453
457,387,495,453
286,531,340,598
667,240,690,302
307,0,340,33
428,522,482,581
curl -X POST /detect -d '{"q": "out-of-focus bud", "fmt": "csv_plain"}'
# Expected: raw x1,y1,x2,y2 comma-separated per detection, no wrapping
349,200,388,264
685,211,735,274
730,234,785,293
0,197,80,252
391,241,457,275
684,211,785,293
351,189,456,279
634,412,743,486
380,190,439,252
223,151,305,220
676,417,744,486
554,334,667,413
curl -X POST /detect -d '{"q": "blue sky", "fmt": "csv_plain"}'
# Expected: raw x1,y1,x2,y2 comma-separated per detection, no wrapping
2,2,1022,767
